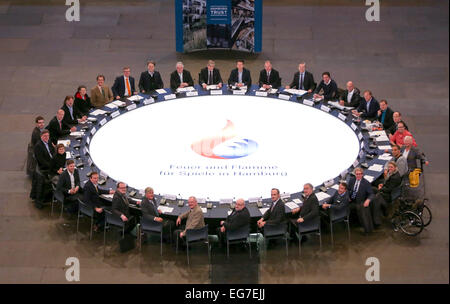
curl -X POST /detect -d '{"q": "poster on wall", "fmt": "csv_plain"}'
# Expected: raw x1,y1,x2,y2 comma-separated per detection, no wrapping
176,0,262,53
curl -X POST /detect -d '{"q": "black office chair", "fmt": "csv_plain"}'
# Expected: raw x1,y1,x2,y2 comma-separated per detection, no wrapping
296,217,322,255
103,209,125,256
226,225,251,258
50,183,65,218
327,205,350,246
177,225,210,265
76,198,95,241
263,223,288,256
139,216,168,256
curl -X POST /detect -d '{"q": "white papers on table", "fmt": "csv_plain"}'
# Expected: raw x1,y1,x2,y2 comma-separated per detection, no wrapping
176,86,195,93
332,184,340,190
375,135,390,142
156,89,167,94
112,100,126,106
87,117,97,122
314,96,323,102
378,153,393,161
210,89,222,95
127,95,143,102
90,109,106,116
65,151,72,158
378,145,392,150
101,194,114,199
105,103,118,109
292,198,303,205
369,130,385,137
206,85,219,90
57,139,71,147
158,206,174,214
368,164,384,172
281,193,291,200
269,88,278,94
129,197,140,203
201,207,207,213
328,101,354,111
285,202,299,210
259,208,269,216
70,131,83,137
284,89,307,96
364,175,375,183
315,192,331,201
220,198,233,205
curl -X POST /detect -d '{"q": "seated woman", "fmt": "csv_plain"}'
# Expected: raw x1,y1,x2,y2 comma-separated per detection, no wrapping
50,144,67,185
74,85,92,117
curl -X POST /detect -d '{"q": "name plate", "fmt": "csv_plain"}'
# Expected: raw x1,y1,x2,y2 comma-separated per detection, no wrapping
91,127,96,135
352,160,359,167
303,99,314,106
186,91,198,97
360,141,365,149
143,98,154,105
210,90,222,95
278,94,290,100
126,104,137,111
358,133,363,140
351,123,357,131
99,118,107,126
219,198,233,205
86,136,90,145
233,90,245,95
320,105,331,112
111,110,120,118
255,91,268,97
359,150,364,158
248,197,261,203
338,113,347,121
164,94,176,100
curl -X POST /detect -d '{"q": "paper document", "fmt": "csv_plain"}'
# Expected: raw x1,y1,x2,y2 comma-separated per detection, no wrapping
378,145,392,150
65,152,71,158
332,184,340,190
368,164,384,172
127,95,143,102
292,198,303,205
375,135,390,142
57,139,71,147
315,192,331,201
269,88,278,94
70,131,83,137
112,100,126,106
176,86,195,92
105,103,118,109
101,194,114,199
201,207,207,213
90,109,106,116
158,206,174,214
206,85,219,90
259,208,269,216
284,89,307,96
378,153,393,161
328,101,354,111
364,175,375,183
285,202,299,210
156,89,167,94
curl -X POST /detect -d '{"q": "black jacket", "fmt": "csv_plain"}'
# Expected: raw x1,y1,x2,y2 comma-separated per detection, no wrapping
289,71,315,91
223,207,250,231
141,197,160,221
328,191,350,210
348,177,374,204
138,71,164,93
31,127,42,147
379,171,402,203
50,152,66,176
83,180,109,208
57,169,81,196
112,191,132,218
258,68,281,88
262,199,286,225
170,70,194,91
357,98,380,120
112,75,136,98
61,104,82,126
74,93,92,116
314,79,339,100
198,67,223,85
298,193,319,222
377,106,395,131
339,88,362,108
34,140,55,171
46,116,71,145
228,68,252,87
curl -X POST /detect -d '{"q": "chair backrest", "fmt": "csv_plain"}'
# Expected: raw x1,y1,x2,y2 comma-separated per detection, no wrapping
186,225,208,243
140,216,163,233
53,187,65,203
78,199,94,217
264,223,287,237
298,216,320,233
104,209,125,228
226,224,250,241
329,204,349,222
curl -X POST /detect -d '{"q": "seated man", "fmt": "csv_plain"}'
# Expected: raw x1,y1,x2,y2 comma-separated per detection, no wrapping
377,99,394,131
228,59,252,88
61,95,86,126
49,144,66,184
46,109,76,145
138,60,164,93
348,167,376,233
112,182,137,234
83,171,115,231
290,183,319,241
199,60,223,89
321,182,350,215
385,144,408,177
313,72,338,101
56,159,82,213
170,61,194,92
352,90,380,120
258,60,281,89
218,198,250,245
285,62,315,92
138,187,174,242
112,66,137,99
90,74,114,108
388,111,408,135
175,196,205,243
339,81,362,108
401,136,428,171
257,188,286,229
390,122,417,148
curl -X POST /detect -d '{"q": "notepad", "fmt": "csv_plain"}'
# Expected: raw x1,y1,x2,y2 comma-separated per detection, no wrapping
364,175,375,183
158,206,174,214
368,164,384,172
315,192,331,201
269,88,279,94
127,95,143,102
292,198,303,205
378,145,392,150
285,202,299,210
259,208,269,216
112,100,126,106
90,109,106,116
369,130,385,137
105,103,118,109
70,131,84,137
156,89,167,94
65,151,72,158
378,153,393,161
201,208,207,213
375,135,389,142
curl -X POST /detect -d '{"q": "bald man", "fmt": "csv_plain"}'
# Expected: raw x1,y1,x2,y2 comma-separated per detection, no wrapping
339,81,362,108
175,196,205,239
46,109,76,145
218,198,250,245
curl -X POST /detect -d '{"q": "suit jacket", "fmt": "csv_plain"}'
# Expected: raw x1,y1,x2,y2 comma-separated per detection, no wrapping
289,71,315,91
57,169,81,196
170,70,194,91
111,76,136,98
74,93,92,116
199,67,223,85
379,171,402,203
314,79,338,100
46,116,71,145
357,98,380,120
138,71,164,93
262,199,286,225
228,68,252,87
83,180,109,209
298,193,319,222
179,205,205,234
50,152,66,176
31,127,42,147
61,104,82,126
348,177,374,205
112,191,132,218
34,140,55,171
377,106,394,131
223,207,250,231
339,88,362,108
90,85,113,108
401,147,426,170
329,191,350,210
141,197,160,221
258,68,281,88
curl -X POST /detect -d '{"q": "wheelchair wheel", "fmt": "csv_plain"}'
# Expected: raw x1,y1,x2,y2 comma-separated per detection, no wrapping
417,203,432,227
398,211,423,236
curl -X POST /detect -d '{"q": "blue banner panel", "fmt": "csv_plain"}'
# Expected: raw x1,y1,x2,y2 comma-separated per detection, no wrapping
207,0,231,24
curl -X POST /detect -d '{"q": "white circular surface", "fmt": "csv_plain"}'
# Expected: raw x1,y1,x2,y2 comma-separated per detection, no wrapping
89,95,360,200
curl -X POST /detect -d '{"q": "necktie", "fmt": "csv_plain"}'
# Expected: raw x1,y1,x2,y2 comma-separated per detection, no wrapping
267,71,270,81
270,201,276,212
351,180,360,200
44,142,53,158
208,71,212,85
238,72,242,84
95,184,98,193
101,87,105,98
179,73,183,83
125,78,131,96
59,120,62,130
299,73,303,90
69,107,74,120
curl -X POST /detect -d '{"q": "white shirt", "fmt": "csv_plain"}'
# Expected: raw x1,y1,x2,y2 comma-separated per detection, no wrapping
178,72,183,83
403,148,410,160
324,80,331,86
68,170,75,191
347,89,354,103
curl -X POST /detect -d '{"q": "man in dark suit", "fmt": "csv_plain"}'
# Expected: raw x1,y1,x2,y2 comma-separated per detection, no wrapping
33,129,54,173
353,90,380,120
27,116,45,177
170,61,194,92
257,188,286,229
83,171,114,231
258,60,281,89
286,62,315,92
387,111,409,135
46,109,76,145
228,59,252,88
112,182,136,233
199,60,223,89
348,168,376,233
57,159,82,213
138,187,174,241
290,183,319,241
339,81,362,108
61,95,86,126
138,60,164,94
313,72,338,101
377,99,394,131
112,67,137,99
218,198,250,245
321,182,350,212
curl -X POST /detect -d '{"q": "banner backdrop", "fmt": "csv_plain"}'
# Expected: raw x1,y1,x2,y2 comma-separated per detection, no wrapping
176,0,262,53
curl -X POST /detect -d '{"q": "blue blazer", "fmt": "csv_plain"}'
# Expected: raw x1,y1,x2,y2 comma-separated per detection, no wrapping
347,177,374,204
112,76,136,98
357,97,380,119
